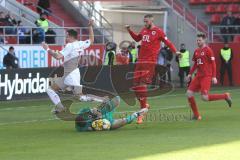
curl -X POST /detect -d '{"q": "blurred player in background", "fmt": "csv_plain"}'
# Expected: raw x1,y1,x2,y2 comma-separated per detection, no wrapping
186,33,232,120
116,41,132,65
126,14,179,124
42,19,94,113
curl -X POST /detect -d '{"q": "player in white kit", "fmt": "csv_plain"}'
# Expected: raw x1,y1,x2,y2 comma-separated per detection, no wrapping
42,20,94,113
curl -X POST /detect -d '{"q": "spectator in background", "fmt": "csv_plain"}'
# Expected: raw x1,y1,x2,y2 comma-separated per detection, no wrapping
2,12,17,35
0,11,5,26
34,13,49,43
159,46,173,82
45,28,56,44
220,43,233,86
234,15,240,34
0,36,4,43
35,13,49,33
0,12,4,43
37,0,51,15
104,42,117,65
128,41,138,63
220,11,236,42
176,43,190,88
116,43,132,65
3,46,19,69
17,20,28,44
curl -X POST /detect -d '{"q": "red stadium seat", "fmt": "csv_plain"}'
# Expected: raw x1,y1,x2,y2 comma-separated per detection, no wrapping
190,0,240,4
233,35,240,42
200,0,209,4
228,4,239,13
205,5,216,13
209,0,220,3
189,0,208,5
5,37,17,44
189,0,199,5
210,14,222,24
216,4,227,13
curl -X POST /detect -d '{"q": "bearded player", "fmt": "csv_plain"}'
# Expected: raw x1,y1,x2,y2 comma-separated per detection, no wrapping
126,14,179,124
186,33,232,120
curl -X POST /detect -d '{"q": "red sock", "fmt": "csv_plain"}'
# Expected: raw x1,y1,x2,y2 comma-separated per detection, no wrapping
139,97,147,109
208,94,227,101
134,85,148,109
188,97,200,117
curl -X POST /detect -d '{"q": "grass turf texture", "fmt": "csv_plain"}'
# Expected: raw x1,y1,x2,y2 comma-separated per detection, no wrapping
0,87,240,160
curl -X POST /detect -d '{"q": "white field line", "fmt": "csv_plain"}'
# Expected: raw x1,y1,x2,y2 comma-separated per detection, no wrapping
0,118,57,126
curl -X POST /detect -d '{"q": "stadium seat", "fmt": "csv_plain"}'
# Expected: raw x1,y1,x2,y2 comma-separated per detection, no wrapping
209,0,220,3
210,14,222,24
215,4,227,13
205,5,216,13
189,0,240,4
228,4,239,13
189,0,208,5
5,37,17,44
233,35,240,42
189,0,199,5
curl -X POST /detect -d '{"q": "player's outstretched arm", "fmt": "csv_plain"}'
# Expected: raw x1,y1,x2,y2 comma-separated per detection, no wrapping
125,25,142,42
42,42,63,60
88,19,94,44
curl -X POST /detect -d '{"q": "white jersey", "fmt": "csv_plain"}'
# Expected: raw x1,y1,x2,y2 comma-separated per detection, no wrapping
60,39,91,75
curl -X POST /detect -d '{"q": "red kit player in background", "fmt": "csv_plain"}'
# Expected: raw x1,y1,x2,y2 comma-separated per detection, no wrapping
126,14,179,124
186,33,232,120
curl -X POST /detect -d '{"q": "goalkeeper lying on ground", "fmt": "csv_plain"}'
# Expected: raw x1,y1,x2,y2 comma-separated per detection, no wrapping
53,96,145,132
56,96,148,132
57,96,148,131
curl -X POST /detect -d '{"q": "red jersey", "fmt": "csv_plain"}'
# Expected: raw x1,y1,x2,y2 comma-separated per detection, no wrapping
116,53,129,65
128,26,177,63
191,46,216,77
116,51,129,65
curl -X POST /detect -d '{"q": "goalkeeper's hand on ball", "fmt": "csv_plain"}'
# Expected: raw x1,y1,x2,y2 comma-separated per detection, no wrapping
92,119,111,131
92,119,104,131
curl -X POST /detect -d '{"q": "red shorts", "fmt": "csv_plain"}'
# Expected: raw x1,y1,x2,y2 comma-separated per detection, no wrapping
188,76,212,95
133,62,156,85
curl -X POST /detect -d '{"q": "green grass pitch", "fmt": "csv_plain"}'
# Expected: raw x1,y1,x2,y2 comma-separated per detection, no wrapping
0,87,240,160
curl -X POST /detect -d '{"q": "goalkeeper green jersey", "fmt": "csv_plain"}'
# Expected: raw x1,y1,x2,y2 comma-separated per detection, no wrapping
75,96,120,132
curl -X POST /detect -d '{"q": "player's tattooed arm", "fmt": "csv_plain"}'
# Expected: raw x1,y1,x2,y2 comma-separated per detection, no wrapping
41,42,63,60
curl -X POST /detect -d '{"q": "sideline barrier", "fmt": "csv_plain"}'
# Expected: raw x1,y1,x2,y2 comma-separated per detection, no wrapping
0,64,169,101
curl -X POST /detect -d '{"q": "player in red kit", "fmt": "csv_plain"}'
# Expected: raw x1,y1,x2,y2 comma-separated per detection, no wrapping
126,14,179,124
186,33,232,120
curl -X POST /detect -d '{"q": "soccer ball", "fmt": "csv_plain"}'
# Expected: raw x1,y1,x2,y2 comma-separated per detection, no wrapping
102,119,111,130
92,119,111,131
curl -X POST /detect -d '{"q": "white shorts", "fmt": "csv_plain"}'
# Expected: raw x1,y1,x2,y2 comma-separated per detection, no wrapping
55,68,81,90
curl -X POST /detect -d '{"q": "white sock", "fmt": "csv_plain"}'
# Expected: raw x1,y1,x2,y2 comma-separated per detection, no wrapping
46,88,61,105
